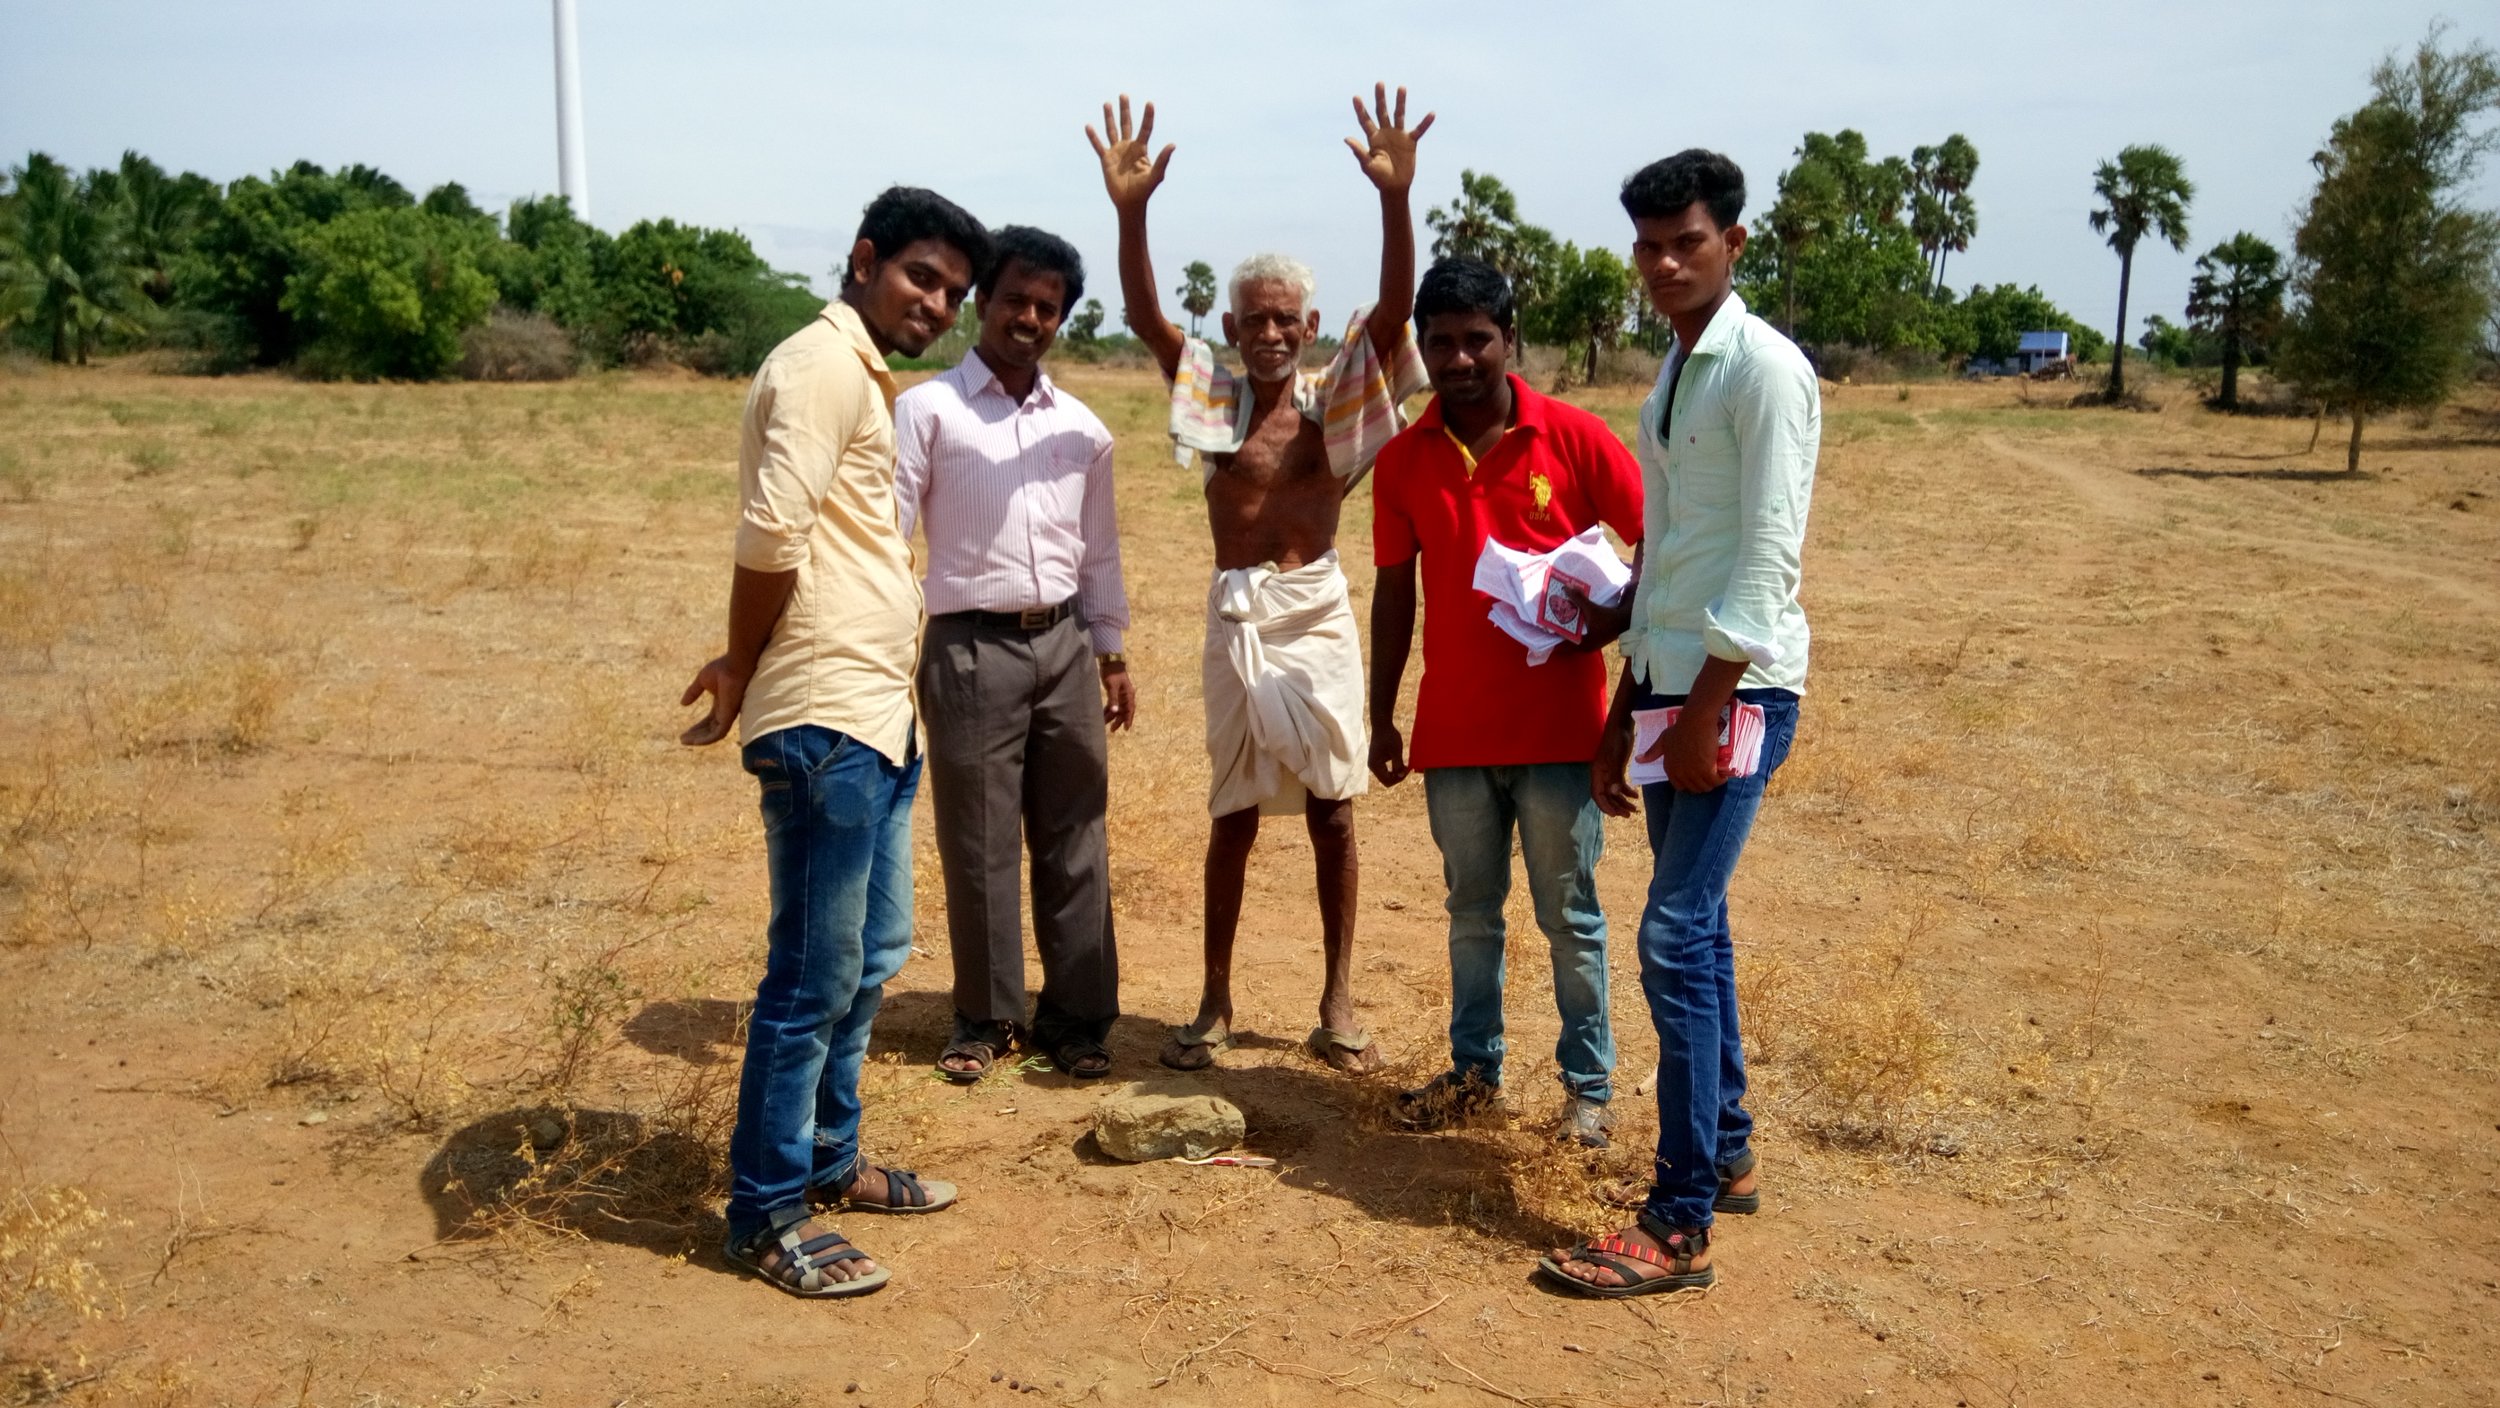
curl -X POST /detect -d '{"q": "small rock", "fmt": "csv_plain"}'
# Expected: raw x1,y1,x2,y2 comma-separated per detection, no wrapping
1927,1133,1964,1158
1093,1080,1246,1162
300,1111,329,1126
528,1116,566,1150
844,1385,858,1395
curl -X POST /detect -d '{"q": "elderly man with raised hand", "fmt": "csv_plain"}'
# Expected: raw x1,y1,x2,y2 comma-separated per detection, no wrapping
1086,86,1431,1076
894,225,1136,1086
678,187,991,1300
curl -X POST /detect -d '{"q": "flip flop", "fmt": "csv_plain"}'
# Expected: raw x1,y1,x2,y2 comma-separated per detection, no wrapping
1159,1020,1232,1071
1304,1025,1382,1074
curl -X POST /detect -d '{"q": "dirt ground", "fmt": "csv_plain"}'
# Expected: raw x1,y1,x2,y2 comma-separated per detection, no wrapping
1,360,2495,1407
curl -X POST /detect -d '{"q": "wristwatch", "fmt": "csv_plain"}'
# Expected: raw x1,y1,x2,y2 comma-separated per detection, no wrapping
1097,652,1128,672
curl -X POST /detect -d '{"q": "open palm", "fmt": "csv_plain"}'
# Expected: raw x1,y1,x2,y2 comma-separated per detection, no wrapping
1346,83,1434,193
1086,95,1173,210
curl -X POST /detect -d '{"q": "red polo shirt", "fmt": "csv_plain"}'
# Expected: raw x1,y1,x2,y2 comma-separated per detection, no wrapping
1374,375,1645,770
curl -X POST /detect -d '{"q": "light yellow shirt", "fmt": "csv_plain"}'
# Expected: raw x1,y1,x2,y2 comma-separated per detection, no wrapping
732,300,921,761
1622,292,1821,696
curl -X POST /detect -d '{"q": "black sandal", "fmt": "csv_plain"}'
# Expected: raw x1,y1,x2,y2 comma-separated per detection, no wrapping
1042,1032,1112,1080
1535,1214,1714,1298
1716,1149,1760,1215
724,1215,890,1298
936,1017,1013,1085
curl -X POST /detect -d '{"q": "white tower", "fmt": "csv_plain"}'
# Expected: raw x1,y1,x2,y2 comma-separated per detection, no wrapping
552,0,589,221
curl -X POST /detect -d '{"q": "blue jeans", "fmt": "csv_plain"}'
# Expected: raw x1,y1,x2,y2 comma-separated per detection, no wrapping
1422,763,1614,1101
1634,686,1799,1230
724,724,920,1246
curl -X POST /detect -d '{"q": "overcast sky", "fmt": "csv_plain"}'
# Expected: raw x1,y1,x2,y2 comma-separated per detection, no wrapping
6,2,2494,349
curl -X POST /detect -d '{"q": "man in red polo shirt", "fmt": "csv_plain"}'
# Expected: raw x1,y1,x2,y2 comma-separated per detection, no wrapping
1369,256,1645,1148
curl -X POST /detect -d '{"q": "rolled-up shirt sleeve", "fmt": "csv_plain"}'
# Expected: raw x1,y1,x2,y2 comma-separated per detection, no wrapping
1077,432,1129,654
734,362,854,573
1703,355,1818,667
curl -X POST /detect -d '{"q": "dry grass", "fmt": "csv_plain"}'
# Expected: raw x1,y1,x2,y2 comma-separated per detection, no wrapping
0,363,2492,1405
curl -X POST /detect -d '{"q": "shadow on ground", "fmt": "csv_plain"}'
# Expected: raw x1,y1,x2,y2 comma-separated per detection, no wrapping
622,997,748,1065
418,1105,727,1265
2136,464,2374,483
587,993,1588,1254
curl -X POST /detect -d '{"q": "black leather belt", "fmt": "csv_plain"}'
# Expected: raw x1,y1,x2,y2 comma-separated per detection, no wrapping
941,599,1077,632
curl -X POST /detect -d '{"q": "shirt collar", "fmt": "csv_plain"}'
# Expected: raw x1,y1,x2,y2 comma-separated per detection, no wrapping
820,299,899,406
959,346,1056,408
1416,372,1546,436
1674,290,1750,363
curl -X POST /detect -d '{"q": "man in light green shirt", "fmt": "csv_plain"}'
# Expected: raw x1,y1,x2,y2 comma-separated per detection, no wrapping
1538,150,1819,1300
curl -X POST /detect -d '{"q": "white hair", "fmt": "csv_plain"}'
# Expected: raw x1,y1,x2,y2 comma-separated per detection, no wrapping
1228,253,1317,316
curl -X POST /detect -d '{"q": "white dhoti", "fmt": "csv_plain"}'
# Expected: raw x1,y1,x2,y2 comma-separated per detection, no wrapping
1201,551,1370,818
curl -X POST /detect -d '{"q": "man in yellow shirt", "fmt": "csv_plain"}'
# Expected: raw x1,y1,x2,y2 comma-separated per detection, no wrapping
679,187,990,1299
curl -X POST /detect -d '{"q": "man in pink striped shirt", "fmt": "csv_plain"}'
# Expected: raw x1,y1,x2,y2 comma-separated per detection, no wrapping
894,226,1134,1085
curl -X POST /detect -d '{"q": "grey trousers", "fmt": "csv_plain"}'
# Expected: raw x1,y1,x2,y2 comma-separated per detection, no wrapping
917,611,1118,1034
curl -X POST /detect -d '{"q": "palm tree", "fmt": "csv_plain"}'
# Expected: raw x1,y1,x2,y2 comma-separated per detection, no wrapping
2185,233,2287,410
2,153,150,364
88,151,217,304
1927,135,1980,294
2089,144,2194,399
1178,260,1216,336
1761,157,1843,336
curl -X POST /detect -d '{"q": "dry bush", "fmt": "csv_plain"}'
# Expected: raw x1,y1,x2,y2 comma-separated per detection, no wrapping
0,448,51,504
539,936,645,1099
1750,907,1950,1146
458,310,578,382
0,1182,118,1337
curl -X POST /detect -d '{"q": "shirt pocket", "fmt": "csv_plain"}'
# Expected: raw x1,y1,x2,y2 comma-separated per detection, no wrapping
1024,450,1095,566
1672,425,1741,509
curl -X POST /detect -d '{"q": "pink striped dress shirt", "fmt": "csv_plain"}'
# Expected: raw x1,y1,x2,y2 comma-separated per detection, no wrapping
894,351,1130,654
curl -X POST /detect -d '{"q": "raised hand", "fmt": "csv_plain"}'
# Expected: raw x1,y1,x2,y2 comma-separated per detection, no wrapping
1345,83,1434,194
1086,95,1174,211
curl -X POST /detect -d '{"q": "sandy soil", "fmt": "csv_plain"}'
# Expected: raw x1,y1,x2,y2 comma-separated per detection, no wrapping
1,363,2495,1407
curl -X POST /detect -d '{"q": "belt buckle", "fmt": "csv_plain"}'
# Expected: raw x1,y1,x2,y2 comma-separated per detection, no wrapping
1017,606,1051,630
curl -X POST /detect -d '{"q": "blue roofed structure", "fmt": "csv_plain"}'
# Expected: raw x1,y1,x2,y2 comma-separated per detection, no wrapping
2015,331,2072,373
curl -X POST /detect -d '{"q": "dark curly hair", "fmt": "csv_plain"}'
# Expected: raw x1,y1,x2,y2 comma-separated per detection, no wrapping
1619,150,1747,230
844,185,993,284
978,225,1085,312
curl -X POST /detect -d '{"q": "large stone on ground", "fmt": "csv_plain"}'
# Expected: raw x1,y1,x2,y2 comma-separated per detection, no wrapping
1093,1079,1245,1162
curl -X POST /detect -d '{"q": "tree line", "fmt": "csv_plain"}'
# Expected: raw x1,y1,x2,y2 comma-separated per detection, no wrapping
0,155,824,379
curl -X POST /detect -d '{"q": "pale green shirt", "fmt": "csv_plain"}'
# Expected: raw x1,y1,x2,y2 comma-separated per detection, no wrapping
1622,292,1821,695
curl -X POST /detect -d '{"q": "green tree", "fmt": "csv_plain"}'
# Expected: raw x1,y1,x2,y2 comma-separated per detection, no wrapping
490,194,611,340
1425,169,1559,308
602,217,819,372
88,151,219,305
1177,259,1215,336
1067,297,1106,344
1524,242,1633,384
1909,135,1980,295
281,204,495,378
1739,130,1948,353
2088,144,2195,398
184,161,417,365
0,153,150,364
2278,31,2500,470
2185,232,2287,409
1954,282,2107,364
2136,314,2205,368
